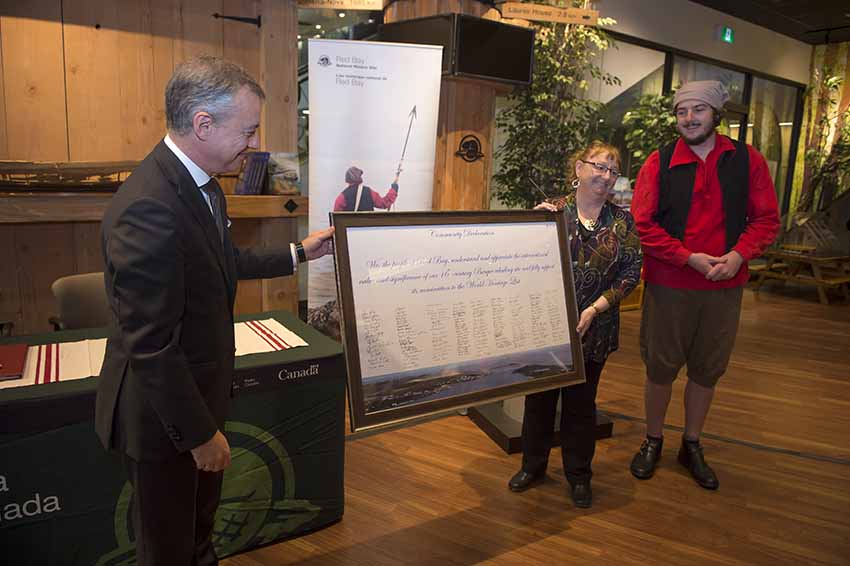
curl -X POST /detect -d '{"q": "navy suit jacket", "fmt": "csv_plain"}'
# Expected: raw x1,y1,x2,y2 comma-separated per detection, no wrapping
96,141,294,461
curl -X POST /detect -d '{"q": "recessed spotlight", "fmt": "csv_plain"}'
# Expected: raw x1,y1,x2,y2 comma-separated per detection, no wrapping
339,12,346,18
315,24,322,29
297,34,302,39
368,18,374,24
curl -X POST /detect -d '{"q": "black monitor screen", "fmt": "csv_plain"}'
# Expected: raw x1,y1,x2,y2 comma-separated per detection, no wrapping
455,16,534,85
379,16,454,74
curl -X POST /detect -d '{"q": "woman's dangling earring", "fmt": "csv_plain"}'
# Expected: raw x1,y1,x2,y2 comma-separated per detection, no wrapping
571,178,580,190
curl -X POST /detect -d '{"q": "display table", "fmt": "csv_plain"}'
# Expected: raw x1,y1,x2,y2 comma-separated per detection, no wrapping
0,310,344,565
751,250,850,304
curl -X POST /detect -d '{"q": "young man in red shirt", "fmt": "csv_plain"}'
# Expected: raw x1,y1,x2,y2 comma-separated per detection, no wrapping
629,80,780,489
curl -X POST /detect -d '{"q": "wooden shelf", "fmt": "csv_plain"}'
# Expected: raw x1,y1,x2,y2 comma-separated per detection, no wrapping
0,192,308,224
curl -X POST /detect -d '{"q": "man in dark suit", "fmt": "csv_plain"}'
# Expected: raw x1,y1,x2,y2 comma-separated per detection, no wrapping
95,56,333,566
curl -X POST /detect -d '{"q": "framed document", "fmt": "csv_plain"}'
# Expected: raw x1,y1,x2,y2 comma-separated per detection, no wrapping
332,210,584,432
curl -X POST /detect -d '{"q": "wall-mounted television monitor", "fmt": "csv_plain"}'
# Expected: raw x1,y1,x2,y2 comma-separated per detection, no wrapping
379,14,534,86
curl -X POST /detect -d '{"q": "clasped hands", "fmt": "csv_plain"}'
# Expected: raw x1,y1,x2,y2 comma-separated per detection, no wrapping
687,250,744,281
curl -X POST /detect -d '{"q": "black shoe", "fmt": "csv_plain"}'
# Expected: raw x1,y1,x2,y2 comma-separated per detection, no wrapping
678,439,719,490
508,469,544,492
569,482,592,508
630,436,663,479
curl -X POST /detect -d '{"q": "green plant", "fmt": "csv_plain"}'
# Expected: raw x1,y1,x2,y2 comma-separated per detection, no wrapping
492,3,619,209
622,92,678,178
802,72,850,212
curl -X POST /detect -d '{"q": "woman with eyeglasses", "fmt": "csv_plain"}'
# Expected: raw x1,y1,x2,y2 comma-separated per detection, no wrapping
507,140,642,508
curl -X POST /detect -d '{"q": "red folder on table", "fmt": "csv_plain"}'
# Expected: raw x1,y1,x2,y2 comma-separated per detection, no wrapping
0,343,28,381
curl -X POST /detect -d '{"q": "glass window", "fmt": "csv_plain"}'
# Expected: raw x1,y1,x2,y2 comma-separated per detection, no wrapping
719,111,746,141
747,77,798,206
596,41,666,191
672,56,746,105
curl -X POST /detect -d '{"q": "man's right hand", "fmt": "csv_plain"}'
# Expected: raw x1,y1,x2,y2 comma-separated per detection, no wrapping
190,430,231,472
687,252,725,275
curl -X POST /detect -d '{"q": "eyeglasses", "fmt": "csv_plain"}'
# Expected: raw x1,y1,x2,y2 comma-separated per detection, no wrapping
579,159,621,178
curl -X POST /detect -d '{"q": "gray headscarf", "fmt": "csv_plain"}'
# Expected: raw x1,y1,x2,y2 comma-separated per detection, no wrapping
673,80,730,111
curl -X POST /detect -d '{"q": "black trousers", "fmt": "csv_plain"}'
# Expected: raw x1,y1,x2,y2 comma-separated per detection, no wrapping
123,452,223,566
520,358,605,486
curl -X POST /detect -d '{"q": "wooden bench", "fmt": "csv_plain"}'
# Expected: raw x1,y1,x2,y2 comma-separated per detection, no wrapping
751,250,850,304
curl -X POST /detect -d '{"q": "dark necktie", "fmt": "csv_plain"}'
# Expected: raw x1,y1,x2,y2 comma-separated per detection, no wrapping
201,178,224,245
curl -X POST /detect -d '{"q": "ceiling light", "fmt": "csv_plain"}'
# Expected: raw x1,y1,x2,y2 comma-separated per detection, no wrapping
368,18,375,24
315,24,322,29
339,12,346,18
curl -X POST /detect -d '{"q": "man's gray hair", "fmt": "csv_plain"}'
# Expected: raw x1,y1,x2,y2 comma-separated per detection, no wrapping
165,55,265,135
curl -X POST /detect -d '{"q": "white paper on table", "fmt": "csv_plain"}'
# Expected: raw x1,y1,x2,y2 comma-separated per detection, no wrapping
0,338,108,389
234,318,308,356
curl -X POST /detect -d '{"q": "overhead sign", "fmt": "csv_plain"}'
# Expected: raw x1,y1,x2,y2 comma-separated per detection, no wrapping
716,25,735,44
501,3,598,26
297,0,383,10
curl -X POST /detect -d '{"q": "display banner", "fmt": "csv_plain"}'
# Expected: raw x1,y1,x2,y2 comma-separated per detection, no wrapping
307,39,442,333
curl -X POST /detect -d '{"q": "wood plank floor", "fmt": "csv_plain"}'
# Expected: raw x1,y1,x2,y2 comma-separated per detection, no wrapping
225,285,850,566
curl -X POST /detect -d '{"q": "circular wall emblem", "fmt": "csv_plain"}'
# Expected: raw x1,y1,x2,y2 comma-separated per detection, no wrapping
455,134,485,162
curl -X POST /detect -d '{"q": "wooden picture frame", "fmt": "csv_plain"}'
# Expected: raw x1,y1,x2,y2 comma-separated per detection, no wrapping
331,210,585,432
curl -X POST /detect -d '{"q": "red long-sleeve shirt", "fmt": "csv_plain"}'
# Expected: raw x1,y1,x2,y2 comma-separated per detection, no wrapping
631,135,780,290
332,186,398,212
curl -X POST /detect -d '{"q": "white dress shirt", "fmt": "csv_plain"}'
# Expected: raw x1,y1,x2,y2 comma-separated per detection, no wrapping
162,135,298,270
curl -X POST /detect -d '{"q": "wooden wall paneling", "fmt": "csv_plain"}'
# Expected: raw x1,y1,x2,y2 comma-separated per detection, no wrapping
433,81,494,210
259,0,298,153
230,219,265,314
72,223,105,274
176,0,224,62
432,81,455,210
14,224,78,334
438,0,464,14
431,80,450,209
415,0,439,18
114,0,177,161
260,218,298,313
0,0,69,161
63,0,124,161
149,0,180,89
465,0,484,17
481,86,496,209
223,0,261,81
0,225,22,332
0,17,8,160
397,0,416,20
384,2,398,23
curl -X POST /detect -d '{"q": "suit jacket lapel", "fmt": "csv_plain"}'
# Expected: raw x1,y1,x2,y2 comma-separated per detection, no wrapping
152,142,232,297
